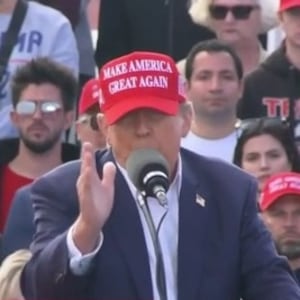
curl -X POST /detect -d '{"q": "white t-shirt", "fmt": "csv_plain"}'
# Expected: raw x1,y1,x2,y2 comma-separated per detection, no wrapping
181,130,239,163
0,1,79,138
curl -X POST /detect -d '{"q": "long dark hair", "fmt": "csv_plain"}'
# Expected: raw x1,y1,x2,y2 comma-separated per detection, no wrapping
233,118,300,172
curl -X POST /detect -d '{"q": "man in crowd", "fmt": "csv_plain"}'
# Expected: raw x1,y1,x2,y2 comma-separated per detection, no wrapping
76,78,107,150
239,0,300,138
21,51,300,300
0,57,79,233
181,40,241,162
260,171,300,284
0,0,78,138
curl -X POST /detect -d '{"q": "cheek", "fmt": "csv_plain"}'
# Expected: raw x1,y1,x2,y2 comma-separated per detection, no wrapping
272,156,292,172
241,160,259,175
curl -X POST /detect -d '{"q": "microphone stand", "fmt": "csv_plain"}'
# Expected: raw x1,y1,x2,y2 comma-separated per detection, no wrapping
136,192,168,300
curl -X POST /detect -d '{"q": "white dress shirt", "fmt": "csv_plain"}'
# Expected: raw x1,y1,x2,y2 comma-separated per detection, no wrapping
67,156,182,300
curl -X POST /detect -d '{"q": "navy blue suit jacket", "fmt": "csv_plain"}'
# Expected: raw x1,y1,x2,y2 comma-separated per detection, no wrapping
21,149,300,300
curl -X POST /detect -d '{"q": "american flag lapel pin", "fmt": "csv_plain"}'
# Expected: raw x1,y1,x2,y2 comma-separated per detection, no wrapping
195,194,206,207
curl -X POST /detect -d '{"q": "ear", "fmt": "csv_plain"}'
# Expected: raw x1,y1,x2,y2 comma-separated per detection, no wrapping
10,111,18,126
64,110,75,130
75,121,82,142
97,113,106,133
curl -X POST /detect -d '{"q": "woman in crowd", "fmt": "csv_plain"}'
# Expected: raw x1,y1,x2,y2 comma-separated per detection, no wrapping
233,118,300,196
178,0,278,75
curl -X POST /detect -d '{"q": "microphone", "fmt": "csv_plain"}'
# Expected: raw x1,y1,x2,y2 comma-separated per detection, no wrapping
126,148,170,207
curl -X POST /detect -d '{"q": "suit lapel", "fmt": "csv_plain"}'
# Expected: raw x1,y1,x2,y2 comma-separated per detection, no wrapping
101,150,153,300
177,156,221,300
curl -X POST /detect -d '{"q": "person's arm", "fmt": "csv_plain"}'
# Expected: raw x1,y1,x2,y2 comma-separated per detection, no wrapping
1,186,35,261
95,0,130,68
240,180,300,299
21,173,92,300
49,14,79,77
21,145,116,300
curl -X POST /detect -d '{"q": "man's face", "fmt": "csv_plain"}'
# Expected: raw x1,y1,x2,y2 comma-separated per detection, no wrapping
186,51,242,120
209,0,261,43
77,112,107,150
262,195,300,260
279,7,300,48
10,83,73,153
102,107,191,175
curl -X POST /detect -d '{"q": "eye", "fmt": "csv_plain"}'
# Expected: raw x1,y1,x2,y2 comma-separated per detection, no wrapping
244,153,259,162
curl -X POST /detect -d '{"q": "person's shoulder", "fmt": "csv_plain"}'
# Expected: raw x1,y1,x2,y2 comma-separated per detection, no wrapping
33,159,81,191
181,148,255,186
245,65,270,83
27,1,70,25
33,148,110,189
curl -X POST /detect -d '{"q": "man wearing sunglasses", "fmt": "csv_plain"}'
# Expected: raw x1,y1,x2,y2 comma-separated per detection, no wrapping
0,57,80,233
76,78,107,150
239,0,300,141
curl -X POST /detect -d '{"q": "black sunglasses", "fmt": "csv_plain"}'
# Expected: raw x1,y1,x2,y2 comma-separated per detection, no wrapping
209,4,258,20
236,117,289,131
78,113,99,131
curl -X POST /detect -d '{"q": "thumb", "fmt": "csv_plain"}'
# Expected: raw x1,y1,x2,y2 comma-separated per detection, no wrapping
102,161,116,187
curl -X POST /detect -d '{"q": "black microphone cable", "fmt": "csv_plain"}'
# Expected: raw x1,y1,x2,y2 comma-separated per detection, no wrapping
136,191,168,300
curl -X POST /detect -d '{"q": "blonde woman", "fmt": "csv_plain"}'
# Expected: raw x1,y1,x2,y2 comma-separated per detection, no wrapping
0,250,32,300
178,0,278,76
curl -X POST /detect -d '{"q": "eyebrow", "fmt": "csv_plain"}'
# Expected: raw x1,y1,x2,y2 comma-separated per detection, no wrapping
196,69,236,74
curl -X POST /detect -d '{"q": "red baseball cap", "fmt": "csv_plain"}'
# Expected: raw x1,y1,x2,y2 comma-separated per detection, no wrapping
260,172,300,211
78,78,101,115
98,51,186,125
279,0,300,11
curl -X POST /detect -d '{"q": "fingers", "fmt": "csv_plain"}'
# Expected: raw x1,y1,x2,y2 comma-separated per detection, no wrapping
102,162,116,188
80,142,96,176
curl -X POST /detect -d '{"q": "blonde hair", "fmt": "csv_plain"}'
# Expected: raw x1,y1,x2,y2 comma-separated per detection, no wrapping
189,0,279,34
0,250,32,300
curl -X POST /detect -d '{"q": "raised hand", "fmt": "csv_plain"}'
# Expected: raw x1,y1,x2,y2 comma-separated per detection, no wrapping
73,142,116,254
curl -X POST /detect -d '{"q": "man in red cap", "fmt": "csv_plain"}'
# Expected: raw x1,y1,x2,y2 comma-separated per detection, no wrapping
21,51,300,300
76,78,107,150
239,0,300,141
260,171,300,284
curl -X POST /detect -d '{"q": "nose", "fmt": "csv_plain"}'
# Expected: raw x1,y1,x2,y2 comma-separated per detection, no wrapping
224,10,235,22
209,76,222,92
259,155,269,170
134,112,151,137
32,107,43,119
283,214,297,228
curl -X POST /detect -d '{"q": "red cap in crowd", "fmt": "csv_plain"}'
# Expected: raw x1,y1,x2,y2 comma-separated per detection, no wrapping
98,51,186,125
260,172,300,211
279,0,300,11
78,78,101,115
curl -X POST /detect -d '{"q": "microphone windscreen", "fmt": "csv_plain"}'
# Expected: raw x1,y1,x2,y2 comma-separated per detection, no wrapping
126,148,169,191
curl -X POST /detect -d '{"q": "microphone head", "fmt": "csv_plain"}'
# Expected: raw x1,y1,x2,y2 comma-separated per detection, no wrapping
126,148,170,195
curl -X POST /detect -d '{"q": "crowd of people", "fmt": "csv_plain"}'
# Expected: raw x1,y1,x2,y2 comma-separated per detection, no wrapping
1,0,300,299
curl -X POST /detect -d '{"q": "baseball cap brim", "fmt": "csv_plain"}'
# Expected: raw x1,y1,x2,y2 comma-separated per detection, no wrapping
104,96,179,125
279,1,300,11
260,190,300,211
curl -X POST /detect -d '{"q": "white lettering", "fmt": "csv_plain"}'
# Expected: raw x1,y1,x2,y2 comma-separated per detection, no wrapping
128,59,172,73
108,76,138,94
103,62,128,79
139,75,168,88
